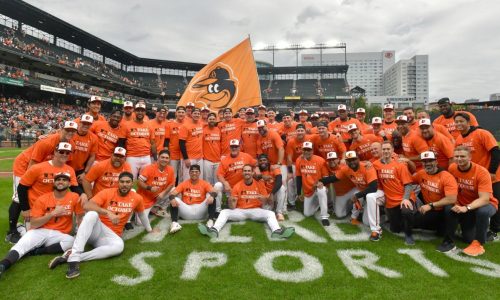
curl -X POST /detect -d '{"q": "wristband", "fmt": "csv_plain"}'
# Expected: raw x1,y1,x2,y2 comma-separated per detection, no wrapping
146,185,152,191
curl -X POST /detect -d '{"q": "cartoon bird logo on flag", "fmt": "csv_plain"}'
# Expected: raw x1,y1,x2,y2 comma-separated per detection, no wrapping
191,64,238,109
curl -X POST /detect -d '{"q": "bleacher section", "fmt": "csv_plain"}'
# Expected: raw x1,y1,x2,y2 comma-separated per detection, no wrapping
269,79,293,98
296,79,320,98
321,79,349,96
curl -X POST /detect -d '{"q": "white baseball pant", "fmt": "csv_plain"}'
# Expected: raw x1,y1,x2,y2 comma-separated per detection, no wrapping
170,159,181,183
12,175,21,203
175,197,210,220
203,160,220,186
303,186,329,219
328,187,359,218
67,211,124,263
126,156,152,179
134,206,153,226
214,182,230,212
11,228,74,258
287,166,296,205
213,208,281,232
272,185,287,214
181,158,204,181
359,190,385,233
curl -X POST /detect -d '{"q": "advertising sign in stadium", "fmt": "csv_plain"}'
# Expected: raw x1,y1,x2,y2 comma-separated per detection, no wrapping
112,98,124,104
67,89,91,98
101,97,112,102
40,84,66,94
0,76,24,87
284,96,301,100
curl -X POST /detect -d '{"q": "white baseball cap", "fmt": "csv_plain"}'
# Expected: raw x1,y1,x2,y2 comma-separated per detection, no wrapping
338,104,347,111
56,142,72,151
311,113,319,119
80,114,94,124
420,151,436,160
201,106,210,112
299,109,308,115
257,120,266,127
123,101,134,108
302,141,313,149
396,115,408,123
246,108,255,114
326,152,338,160
90,95,102,102
345,151,358,160
347,123,358,132
419,118,432,127
64,121,78,130
229,139,240,146
113,147,127,156
371,117,382,124
186,102,195,107
356,108,366,114
258,104,267,110
383,103,394,110
135,103,146,109
54,171,71,180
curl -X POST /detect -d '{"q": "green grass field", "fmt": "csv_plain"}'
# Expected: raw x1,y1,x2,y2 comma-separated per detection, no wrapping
0,149,499,299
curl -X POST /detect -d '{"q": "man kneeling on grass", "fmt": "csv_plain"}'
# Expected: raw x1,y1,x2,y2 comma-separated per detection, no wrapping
198,164,295,239
49,171,158,279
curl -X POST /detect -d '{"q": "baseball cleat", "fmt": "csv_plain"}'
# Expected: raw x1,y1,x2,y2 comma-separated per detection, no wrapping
321,219,330,226
462,240,485,256
5,231,21,244
369,231,381,242
198,223,218,238
350,218,362,226
206,219,214,228
436,239,456,253
271,227,295,239
49,249,72,269
124,222,134,231
169,222,182,234
404,234,415,246
66,262,80,279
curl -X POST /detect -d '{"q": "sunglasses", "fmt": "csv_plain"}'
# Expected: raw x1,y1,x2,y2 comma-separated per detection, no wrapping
58,150,71,155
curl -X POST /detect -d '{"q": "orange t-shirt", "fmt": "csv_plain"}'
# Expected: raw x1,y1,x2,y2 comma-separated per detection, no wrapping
430,124,454,141
358,122,371,133
179,119,204,159
381,121,398,135
412,169,458,207
286,136,312,163
260,167,282,194
295,155,328,197
241,121,259,157
257,130,284,164
92,188,145,235
363,128,392,141
372,159,413,208
20,161,78,207
13,145,34,176
335,162,378,191
165,120,183,160
402,131,428,170
202,125,221,163
124,121,154,157
433,111,479,139
68,132,99,171
278,122,298,141
455,128,498,175
218,119,243,156
84,159,132,195
30,191,83,234
326,163,355,196
30,133,61,163
328,118,362,141
138,163,175,208
217,152,257,187
232,179,269,209
267,121,281,133
349,134,383,161
174,179,213,205
148,119,168,152
448,162,498,210
422,131,455,169
311,134,346,160
91,121,127,161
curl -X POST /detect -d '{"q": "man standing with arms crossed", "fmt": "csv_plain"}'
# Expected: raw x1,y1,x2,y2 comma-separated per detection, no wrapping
202,113,221,185
179,108,204,181
164,106,186,182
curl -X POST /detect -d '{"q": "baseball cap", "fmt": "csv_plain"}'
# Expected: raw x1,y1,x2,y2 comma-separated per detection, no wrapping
371,117,382,125
258,105,267,110
246,108,255,114
229,139,240,147
295,123,306,130
257,120,266,127
123,101,134,108
64,121,78,130
420,151,436,160
302,141,313,149
395,115,408,123
383,104,394,110
356,108,366,114
113,147,127,156
54,172,71,180
299,109,308,115
80,114,94,124
437,97,451,104
201,106,210,112
56,142,72,151
90,95,102,102
311,113,319,119
345,151,358,160
135,103,146,109
326,152,338,160
186,102,195,107
419,118,432,127
338,104,347,111
347,123,358,132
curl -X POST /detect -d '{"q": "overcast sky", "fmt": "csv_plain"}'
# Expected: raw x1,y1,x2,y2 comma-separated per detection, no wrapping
25,0,500,102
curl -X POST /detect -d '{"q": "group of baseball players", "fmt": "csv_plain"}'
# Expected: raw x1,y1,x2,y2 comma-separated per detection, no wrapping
0,96,498,280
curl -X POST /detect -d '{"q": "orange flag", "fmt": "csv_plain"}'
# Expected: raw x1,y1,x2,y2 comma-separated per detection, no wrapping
178,38,262,113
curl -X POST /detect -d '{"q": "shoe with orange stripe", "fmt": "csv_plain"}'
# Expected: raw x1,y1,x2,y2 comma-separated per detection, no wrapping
353,198,363,211
462,240,485,256
351,218,362,225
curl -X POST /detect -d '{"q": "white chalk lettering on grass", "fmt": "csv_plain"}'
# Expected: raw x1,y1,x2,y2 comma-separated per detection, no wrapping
266,211,327,243
337,249,402,278
446,251,500,278
323,217,371,242
397,249,448,277
122,216,157,241
141,218,170,243
181,251,228,280
254,250,323,282
111,251,162,286
211,221,252,243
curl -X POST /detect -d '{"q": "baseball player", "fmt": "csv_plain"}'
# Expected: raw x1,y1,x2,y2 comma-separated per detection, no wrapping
199,164,294,239
325,151,357,219
148,106,168,153
164,106,186,182
240,108,259,157
75,96,106,123
381,103,397,135
179,108,204,181
218,107,243,156
202,113,221,185
69,114,98,184
0,173,83,279
327,104,362,144
433,97,478,139
256,154,286,221
418,118,455,169
49,172,157,279
285,124,311,209
120,101,134,125
90,108,127,161
348,123,383,162
168,164,217,233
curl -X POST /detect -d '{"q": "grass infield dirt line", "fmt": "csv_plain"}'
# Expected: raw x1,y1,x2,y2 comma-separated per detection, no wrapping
0,171,13,178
